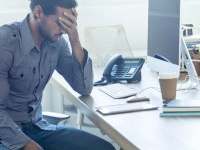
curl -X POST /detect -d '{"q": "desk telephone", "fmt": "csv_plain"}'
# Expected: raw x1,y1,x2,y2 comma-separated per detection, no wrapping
94,54,145,86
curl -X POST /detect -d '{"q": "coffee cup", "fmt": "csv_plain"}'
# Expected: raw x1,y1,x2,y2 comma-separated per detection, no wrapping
159,73,178,101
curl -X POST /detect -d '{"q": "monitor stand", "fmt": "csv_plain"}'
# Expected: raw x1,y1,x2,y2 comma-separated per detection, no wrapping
177,36,199,90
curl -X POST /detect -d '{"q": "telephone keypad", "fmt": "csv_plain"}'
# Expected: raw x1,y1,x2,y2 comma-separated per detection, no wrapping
110,58,145,82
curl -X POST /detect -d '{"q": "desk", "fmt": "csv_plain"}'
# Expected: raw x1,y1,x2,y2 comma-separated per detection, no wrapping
50,64,200,150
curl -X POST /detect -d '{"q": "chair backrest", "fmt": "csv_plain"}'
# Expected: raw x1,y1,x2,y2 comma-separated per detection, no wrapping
42,111,70,125
84,25,134,67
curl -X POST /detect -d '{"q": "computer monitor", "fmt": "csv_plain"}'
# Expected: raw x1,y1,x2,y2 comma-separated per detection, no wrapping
147,0,181,76
147,0,199,88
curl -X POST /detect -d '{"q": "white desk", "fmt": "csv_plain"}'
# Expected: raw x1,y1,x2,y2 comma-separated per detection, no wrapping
50,64,200,150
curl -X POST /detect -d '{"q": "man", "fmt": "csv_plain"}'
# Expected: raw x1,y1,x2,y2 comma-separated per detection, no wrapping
0,0,116,150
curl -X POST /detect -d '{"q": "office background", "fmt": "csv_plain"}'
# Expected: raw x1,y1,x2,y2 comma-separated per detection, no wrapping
0,0,200,145
1,0,200,58
0,0,199,114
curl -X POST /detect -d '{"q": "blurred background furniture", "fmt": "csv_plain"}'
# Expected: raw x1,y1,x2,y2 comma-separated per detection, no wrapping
84,24,134,67
42,111,70,125
182,24,194,36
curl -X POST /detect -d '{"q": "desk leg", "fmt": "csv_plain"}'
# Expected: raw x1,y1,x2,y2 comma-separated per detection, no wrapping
77,109,84,129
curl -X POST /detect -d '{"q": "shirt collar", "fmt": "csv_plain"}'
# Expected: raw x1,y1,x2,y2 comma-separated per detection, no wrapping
20,14,60,54
20,14,36,55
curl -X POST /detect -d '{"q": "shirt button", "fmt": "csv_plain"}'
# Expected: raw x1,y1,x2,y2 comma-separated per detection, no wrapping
41,75,43,78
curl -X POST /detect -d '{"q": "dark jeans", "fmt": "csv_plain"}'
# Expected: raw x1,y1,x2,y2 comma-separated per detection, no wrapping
0,123,116,150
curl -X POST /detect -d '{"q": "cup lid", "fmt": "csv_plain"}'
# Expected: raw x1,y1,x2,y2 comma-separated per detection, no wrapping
159,72,178,79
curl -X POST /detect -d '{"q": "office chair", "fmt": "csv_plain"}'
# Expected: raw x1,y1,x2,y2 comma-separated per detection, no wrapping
84,24,134,67
76,24,134,129
42,111,70,125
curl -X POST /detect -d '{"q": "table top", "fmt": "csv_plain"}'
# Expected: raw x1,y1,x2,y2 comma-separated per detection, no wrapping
50,64,200,150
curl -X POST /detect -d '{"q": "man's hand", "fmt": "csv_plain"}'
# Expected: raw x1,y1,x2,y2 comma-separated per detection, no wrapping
59,8,84,64
58,8,78,42
22,140,43,150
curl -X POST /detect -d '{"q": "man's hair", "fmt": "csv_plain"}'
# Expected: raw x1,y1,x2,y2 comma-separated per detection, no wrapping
30,0,78,15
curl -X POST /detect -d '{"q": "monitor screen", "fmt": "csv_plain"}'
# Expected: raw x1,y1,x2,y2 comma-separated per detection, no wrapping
147,0,181,75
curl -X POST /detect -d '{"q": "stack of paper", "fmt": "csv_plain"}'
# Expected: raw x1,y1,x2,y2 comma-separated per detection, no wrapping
160,99,200,117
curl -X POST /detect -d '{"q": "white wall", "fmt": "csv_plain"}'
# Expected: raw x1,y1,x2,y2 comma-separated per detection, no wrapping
182,1,200,34
76,0,200,57
77,0,148,56
0,0,29,25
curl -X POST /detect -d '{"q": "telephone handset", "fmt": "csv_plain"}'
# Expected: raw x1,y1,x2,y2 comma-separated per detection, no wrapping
94,54,145,86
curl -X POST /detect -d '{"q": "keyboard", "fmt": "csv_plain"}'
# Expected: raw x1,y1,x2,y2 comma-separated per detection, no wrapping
98,83,137,99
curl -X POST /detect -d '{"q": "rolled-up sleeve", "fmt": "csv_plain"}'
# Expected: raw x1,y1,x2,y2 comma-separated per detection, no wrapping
56,38,94,95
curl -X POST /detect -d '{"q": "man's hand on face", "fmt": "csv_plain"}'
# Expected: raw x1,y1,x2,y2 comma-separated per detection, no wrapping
58,8,84,63
58,8,78,37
